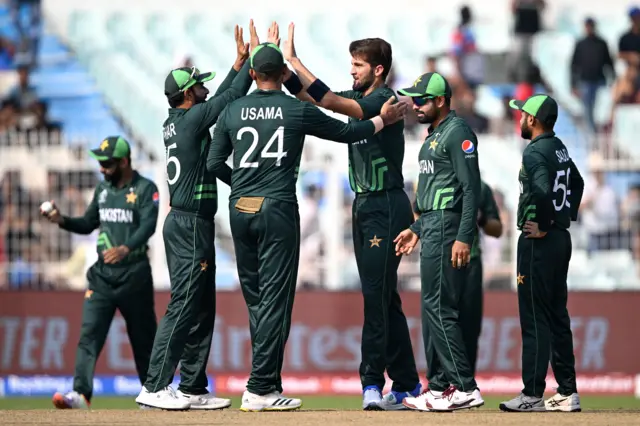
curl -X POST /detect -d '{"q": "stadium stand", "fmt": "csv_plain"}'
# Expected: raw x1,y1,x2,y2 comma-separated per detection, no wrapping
1,0,639,291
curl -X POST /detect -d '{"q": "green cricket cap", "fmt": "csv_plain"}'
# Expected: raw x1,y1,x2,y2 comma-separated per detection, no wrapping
164,66,216,98
89,136,131,161
509,94,558,126
398,72,452,98
250,42,284,73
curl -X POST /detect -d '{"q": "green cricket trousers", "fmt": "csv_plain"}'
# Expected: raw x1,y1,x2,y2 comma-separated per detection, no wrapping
516,227,577,398
417,210,477,392
352,189,419,392
144,209,216,395
74,259,156,401
229,196,299,396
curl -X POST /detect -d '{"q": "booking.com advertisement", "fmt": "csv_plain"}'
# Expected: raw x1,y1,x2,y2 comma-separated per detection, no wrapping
1,292,640,396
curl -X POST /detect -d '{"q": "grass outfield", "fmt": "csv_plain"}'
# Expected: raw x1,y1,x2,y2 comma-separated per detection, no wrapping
1,395,639,410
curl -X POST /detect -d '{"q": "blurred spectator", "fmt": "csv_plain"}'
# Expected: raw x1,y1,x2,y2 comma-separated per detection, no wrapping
0,37,16,70
611,63,640,106
621,184,640,274
453,89,489,133
570,17,615,133
298,183,323,289
580,170,620,254
0,99,19,132
450,5,485,91
509,0,545,75
618,7,640,70
10,0,41,68
424,56,438,74
8,65,38,111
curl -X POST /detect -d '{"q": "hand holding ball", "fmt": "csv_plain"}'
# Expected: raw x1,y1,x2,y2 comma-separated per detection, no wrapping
40,201,54,215
40,200,62,224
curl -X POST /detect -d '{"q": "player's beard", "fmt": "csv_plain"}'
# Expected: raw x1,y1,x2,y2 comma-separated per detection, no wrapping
104,165,123,185
520,121,533,139
416,108,437,124
352,71,374,92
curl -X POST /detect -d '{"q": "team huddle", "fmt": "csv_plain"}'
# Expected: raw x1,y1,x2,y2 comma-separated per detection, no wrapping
41,20,585,413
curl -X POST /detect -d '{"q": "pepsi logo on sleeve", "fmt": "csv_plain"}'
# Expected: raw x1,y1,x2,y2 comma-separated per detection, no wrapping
461,140,475,154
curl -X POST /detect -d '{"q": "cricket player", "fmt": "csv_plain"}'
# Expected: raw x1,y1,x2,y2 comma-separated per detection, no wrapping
42,136,159,409
135,24,254,410
500,94,584,413
393,72,484,411
281,23,420,410
207,40,407,412
463,181,502,374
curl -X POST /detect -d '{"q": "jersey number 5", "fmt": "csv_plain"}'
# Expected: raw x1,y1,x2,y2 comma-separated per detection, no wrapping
238,126,287,168
166,143,180,185
552,168,571,211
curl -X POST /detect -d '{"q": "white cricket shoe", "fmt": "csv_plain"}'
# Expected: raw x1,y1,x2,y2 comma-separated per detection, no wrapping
177,390,232,410
240,390,302,412
362,386,383,410
52,391,89,409
402,389,443,411
499,393,546,412
545,392,581,412
378,383,422,411
135,386,191,410
426,386,476,411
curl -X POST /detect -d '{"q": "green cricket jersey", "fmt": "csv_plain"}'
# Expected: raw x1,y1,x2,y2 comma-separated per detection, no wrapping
336,86,405,193
207,89,379,204
470,181,501,259
410,111,481,245
517,131,584,231
163,63,252,218
60,172,159,263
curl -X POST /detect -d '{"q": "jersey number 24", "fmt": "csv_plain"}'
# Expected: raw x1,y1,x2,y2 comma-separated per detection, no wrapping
238,126,288,168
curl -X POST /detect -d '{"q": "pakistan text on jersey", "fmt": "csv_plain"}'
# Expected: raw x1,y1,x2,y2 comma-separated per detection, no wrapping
241,107,283,121
99,208,134,223
163,123,176,141
419,160,435,174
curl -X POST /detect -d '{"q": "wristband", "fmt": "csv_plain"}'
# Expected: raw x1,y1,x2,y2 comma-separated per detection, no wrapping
307,79,330,102
284,73,303,95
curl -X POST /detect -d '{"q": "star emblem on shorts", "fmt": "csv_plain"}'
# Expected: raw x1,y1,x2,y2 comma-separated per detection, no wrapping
517,273,525,285
100,139,109,151
369,235,382,248
429,140,438,150
200,260,208,271
126,191,137,203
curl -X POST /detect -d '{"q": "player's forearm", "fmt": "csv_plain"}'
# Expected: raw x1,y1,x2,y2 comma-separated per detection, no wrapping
531,171,553,231
123,220,156,253
229,60,252,96
288,57,317,89
457,186,479,245
213,66,240,97
59,215,97,234
215,164,232,186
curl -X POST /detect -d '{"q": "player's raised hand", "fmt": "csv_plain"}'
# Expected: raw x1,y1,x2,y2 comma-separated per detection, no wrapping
234,24,250,60
267,21,280,47
394,229,419,256
451,240,471,269
283,22,297,62
380,96,407,126
249,19,260,52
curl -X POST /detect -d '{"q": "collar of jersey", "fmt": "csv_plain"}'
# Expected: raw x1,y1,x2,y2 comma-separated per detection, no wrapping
530,131,556,144
428,110,457,135
252,88,285,94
